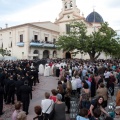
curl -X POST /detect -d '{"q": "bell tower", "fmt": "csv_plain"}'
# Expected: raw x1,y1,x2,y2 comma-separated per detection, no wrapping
55,0,85,35
62,0,76,11
55,0,83,24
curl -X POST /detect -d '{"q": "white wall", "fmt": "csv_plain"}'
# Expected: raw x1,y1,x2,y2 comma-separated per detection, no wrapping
32,22,59,32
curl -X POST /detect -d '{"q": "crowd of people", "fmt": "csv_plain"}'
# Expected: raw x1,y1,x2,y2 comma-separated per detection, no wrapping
0,59,120,120
37,59,120,120
0,60,39,118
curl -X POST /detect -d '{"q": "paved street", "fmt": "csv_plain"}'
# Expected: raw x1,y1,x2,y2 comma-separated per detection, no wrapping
0,75,58,120
0,75,119,120
27,75,58,120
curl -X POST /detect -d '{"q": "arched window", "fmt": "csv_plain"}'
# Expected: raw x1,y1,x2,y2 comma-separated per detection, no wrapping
53,51,57,58
33,50,39,59
33,50,39,54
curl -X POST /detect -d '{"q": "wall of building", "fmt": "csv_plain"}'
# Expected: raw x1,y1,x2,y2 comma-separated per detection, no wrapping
12,26,29,59
28,26,60,59
0,26,29,59
0,24,62,60
32,22,59,33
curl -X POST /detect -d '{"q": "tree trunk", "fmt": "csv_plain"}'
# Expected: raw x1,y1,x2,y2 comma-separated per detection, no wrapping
88,52,95,62
88,52,101,62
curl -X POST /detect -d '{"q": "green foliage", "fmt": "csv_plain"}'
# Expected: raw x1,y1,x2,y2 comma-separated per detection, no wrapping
0,48,11,56
56,21,120,61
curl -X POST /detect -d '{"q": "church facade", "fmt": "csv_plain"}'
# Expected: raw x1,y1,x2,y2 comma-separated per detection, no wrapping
0,0,110,60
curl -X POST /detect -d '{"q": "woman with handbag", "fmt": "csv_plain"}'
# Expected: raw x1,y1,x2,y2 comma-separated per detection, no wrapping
41,92,54,120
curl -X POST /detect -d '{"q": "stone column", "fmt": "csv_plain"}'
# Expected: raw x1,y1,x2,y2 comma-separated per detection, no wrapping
39,49,43,59
49,50,53,58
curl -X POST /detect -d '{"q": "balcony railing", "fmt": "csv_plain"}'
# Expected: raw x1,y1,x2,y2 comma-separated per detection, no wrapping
16,42,24,47
28,54,38,57
30,42,43,47
43,43,55,47
30,40,56,48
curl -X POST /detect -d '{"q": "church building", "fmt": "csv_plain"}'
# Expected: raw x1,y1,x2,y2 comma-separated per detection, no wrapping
0,0,108,60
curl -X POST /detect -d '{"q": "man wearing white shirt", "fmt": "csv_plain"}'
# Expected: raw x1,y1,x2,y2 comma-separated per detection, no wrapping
104,69,111,88
71,77,77,95
75,75,82,95
41,92,54,120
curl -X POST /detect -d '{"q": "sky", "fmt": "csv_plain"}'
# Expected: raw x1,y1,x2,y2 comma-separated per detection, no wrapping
0,0,120,34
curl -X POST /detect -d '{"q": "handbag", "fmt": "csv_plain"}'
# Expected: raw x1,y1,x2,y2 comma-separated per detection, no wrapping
49,103,55,120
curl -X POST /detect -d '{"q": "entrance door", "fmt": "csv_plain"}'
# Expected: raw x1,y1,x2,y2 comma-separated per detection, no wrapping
65,52,71,59
43,50,49,58
33,50,39,59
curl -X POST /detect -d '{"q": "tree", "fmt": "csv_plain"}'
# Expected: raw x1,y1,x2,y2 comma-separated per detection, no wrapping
56,21,120,61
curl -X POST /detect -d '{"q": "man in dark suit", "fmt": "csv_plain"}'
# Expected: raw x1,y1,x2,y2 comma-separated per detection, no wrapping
19,80,32,115
6,75,15,104
15,75,24,101
0,83,4,115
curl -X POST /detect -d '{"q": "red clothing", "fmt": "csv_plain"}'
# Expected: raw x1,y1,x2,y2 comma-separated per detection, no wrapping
49,63,53,67
50,96,57,102
88,77,92,82
109,76,116,84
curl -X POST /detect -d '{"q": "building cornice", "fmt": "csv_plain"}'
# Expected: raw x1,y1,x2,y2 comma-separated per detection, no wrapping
0,23,59,34
29,24,59,34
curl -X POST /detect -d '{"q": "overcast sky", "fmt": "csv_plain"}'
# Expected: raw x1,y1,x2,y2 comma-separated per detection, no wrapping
0,0,120,33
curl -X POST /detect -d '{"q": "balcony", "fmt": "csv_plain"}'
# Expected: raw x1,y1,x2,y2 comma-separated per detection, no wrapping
16,42,24,47
30,42,43,47
43,43,55,47
28,54,38,57
30,40,56,48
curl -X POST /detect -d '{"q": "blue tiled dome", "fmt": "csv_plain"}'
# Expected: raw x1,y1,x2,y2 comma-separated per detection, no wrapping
86,11,104,23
